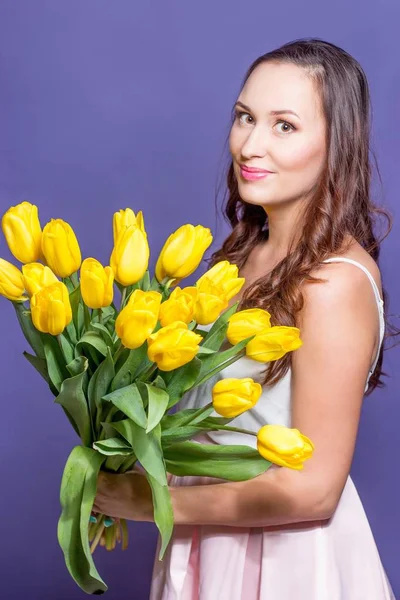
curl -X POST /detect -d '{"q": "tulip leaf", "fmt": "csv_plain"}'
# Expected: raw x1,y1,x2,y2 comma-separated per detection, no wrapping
58,333,75,365
140,270,151,291
43,335,69,394
12,302,45,359
102,383,147,429
87,347,115,435
66,355,89,378
111,342,148,392
109,419,167,486
149,275,162,292
162,357,203,409
136,382,170,433
145,471,174,560
69,284,84,339
93,437,134,456
57,445,108,595
54,359,93,446
193,336,253,388
89,322,115,350
161,405,215,430
196,346,217,355
22,351,49,383
200,301,239,351
76,331,109,362
164,441,271,481
161,425,209,445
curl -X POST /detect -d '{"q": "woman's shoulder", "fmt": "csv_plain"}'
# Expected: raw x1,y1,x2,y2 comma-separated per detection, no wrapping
308,239,383,300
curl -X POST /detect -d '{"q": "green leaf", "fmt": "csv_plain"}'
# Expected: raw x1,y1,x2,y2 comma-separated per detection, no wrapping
196,346,217,355
93,437,133,456
12,302,45,358
76,331,109,363
57,445,107,595
69,284,84,339
43,335,69,393
58,333,74,364
54,359,93,446
136,382,169,433
111,342,148,392
162,357,202,409
161,425,208,445
87,347,115,435
22,351,49,383
140,270,151,291
145,471,174,560
164,441,271,481
161,406,214,430
110,420,167,485
89,322,115,350
200,302,239,351
66,356,88,378
193,336,253,388
102,383,147,429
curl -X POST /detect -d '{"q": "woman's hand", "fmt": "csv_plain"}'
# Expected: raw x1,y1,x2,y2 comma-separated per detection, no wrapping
92,469,154,522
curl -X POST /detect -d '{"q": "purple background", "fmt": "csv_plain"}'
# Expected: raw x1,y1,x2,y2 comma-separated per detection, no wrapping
1,2,399,598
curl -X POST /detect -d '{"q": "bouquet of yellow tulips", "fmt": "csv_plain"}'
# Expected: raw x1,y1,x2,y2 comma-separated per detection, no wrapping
0,201,313,595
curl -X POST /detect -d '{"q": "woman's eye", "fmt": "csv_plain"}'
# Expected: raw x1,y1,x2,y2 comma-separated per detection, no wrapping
236,111,254,125
274,120,295,134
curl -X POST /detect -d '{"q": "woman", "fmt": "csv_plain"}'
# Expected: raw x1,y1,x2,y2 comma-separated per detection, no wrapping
94,38,397,598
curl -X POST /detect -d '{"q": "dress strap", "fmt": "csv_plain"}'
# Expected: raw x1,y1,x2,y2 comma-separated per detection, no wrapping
322,257,385,390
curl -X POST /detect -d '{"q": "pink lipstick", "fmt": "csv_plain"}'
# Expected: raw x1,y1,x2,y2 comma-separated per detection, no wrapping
239,164,274,181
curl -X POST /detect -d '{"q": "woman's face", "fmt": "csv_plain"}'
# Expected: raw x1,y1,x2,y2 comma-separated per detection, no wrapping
229,61,327,210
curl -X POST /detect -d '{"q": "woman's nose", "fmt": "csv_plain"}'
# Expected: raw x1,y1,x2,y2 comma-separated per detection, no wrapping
240,126,269,159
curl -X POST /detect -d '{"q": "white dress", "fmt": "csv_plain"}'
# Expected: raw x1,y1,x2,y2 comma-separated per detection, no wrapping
150,257,396,599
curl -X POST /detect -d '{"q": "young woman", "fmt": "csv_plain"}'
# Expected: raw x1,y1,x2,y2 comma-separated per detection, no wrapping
94,38,397,598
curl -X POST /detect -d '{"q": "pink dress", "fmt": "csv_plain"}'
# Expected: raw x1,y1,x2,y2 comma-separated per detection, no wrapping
150,257,396,599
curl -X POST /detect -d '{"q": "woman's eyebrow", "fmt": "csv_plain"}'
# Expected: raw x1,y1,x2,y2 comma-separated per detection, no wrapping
234,101,300,119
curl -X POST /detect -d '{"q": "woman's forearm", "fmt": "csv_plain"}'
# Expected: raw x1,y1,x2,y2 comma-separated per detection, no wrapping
169,466,332,528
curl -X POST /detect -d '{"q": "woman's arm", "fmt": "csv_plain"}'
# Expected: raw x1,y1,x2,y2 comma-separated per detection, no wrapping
169,262,380,527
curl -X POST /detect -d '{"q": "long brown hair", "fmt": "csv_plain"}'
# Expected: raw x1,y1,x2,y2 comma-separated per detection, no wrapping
208,38,398,395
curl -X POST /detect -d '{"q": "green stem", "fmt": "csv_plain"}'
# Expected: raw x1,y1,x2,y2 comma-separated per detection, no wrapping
97,308,103,324
113,342,125,364
83,303,91,331
210,424,257,436
69,272,79,289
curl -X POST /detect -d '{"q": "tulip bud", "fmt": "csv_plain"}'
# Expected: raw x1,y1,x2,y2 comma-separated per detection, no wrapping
113,208,146,244
110,225,149,286
193,281,227,325
30,281,72,335
0,258,28,302
155,224,212,283
212,377,262,418
227,308,272,345
115,289,161,349
22,262,59,297
196,261,245,301
257,424,314,470
147,321,203,371
159,286,197,327
1,201,43,263
41,219,82,278
246,326,302,362
80,258,114,309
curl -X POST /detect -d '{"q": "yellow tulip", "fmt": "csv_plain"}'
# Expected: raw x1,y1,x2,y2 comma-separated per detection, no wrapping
110,225,149,286
246,326,303,362
22,262,59,296
193,281,227,325
147,321,203,371
0,258,28,302
115,289,161,349
212,377,262,418
196,261,245,301
159,286,197,327
155,224,212,282
227,308,272,345
257,424,314,470
1,201,43,263
30,281,72,335
80,258,114,309
113,208,146,243
41,219,82,278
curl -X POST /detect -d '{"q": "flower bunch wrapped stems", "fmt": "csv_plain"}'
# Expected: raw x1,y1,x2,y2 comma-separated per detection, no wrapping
0,202,314,595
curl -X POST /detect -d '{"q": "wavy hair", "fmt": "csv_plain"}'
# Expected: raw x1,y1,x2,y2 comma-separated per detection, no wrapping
208,38,398,395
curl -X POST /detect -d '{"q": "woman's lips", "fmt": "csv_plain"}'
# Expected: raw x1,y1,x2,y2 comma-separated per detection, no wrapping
239,165,274,181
